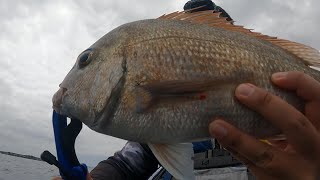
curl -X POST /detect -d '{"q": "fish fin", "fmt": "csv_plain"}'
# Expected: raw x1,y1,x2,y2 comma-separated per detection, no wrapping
158,11,320,68
141,80,215,94
148,143,195,180
266,39,320,67
134,79,232,113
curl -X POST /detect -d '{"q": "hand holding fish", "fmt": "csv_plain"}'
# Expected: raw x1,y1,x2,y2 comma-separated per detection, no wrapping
210,71,320,180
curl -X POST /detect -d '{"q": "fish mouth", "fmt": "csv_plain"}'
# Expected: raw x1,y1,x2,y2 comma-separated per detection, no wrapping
52,86,67,114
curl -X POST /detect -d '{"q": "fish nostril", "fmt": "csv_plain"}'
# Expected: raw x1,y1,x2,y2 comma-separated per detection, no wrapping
61,87,67,95
59,83,68,91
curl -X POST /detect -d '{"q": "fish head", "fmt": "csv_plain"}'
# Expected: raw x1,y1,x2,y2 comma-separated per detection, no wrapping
52,30,127,128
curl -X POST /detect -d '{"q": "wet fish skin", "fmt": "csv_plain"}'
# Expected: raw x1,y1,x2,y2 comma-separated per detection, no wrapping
54,18,320,144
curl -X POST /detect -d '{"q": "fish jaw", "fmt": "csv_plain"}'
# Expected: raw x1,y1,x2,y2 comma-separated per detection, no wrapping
51,85,90,122
52,87,67,114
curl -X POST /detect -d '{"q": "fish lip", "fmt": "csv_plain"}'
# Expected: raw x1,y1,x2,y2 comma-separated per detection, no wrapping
52,105,61,114
52,87,68,115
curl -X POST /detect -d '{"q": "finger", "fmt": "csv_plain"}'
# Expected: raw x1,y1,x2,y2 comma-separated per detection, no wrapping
209,120,306,179
267,139,288,150
225,147,253,167
235,83,320,159
305,101,320,131
209,120,286,170
271,71,320,101
272,71,320,130
225,147,275,180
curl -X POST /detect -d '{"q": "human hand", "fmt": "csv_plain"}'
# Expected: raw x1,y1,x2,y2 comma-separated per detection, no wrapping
209,71,320,180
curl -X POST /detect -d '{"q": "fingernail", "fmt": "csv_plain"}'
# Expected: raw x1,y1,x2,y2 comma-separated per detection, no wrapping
210,122,228,139
236,84,255,97
272,72,287,80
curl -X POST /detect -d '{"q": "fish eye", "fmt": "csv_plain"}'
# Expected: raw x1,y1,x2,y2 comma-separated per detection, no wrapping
78,49,93,68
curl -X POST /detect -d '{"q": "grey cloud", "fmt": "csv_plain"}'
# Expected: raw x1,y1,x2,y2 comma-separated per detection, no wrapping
68,0,186,40
219,0,320,49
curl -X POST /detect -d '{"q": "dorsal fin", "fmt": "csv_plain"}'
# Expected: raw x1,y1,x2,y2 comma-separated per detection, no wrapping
158,10,320,68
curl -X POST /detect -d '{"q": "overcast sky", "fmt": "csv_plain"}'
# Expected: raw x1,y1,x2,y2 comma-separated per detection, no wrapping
0,0,319,167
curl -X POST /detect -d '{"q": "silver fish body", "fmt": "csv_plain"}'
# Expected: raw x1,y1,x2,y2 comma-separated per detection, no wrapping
53,18,320,144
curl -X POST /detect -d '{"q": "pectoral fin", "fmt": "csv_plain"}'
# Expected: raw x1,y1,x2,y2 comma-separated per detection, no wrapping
148,143,195,180
134,73,252,113
134,80,213,113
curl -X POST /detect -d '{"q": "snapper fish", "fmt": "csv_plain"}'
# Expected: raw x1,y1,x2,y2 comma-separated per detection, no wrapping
52,10,320,179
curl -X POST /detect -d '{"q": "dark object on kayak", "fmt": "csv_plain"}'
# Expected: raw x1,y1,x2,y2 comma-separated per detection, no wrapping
184,0,233,21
